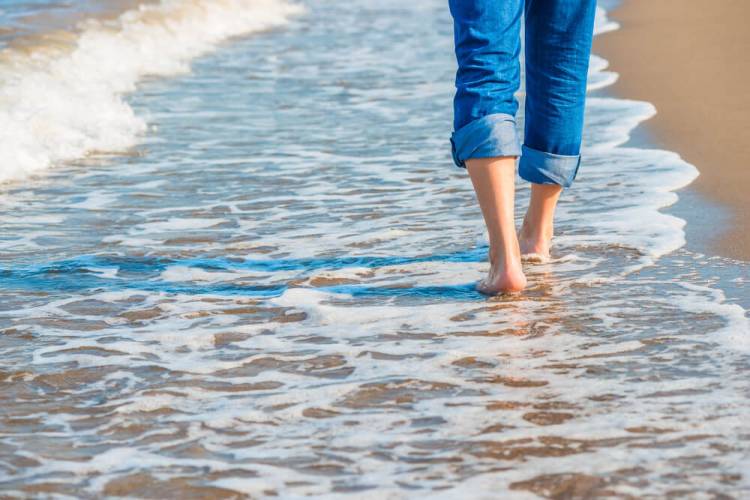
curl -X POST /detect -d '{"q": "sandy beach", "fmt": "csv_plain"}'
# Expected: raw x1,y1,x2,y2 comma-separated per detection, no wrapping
0,0,748,496
594,0,750,261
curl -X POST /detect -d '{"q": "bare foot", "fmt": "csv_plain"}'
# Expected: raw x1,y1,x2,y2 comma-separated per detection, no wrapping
518,182,562,263
477,249,527,295
518,217,553,263
465,156,528,295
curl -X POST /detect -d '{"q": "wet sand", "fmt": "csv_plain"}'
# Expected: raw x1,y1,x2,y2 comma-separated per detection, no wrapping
1,0,749,496
594,0,750,261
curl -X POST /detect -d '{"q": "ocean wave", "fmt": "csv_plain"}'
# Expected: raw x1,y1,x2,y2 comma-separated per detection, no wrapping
0,0,303,184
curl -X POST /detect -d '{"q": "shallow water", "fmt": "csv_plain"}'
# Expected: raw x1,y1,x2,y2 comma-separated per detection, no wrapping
1,0,749,497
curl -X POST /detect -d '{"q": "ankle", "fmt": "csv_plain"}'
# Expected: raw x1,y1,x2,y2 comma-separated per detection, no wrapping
520,217,553,241
488,245,521,267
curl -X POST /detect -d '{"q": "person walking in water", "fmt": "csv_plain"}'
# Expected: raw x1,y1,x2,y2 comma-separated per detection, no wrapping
449,0,597,295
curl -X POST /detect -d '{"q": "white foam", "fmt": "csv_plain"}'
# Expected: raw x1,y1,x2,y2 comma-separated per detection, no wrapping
0,0,303,184
134,217,227,232
674,282,750,353
587,54,618,91
159,265,262,282
1,1,748,496
594,5,620,36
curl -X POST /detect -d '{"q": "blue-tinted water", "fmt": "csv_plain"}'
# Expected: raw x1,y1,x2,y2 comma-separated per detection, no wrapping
0,0,748,497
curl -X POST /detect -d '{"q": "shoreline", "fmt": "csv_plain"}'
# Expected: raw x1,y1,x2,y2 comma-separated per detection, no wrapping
593,0,750,261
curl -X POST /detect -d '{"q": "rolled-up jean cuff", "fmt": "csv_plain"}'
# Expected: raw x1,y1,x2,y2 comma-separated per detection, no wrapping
450,113,522,168
518,144,581,188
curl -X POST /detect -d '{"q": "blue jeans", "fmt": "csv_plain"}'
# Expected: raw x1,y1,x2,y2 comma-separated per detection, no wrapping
449,0,597,187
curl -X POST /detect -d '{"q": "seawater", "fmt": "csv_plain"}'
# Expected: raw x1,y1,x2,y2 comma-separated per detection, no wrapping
0,0,748,497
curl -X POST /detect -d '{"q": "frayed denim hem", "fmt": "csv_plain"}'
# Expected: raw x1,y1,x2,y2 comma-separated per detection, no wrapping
518,144,581,188
450,113,522,168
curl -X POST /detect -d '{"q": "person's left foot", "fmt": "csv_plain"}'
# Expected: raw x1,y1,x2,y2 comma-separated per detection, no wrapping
518,217,553,263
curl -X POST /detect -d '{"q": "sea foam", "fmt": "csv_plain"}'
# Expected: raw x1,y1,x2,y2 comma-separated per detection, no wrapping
0,1,748,496
0,0,303,184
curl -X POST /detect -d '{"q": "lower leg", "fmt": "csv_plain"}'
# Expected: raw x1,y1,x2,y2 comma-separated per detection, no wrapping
466,157,527,294
519,182,562,260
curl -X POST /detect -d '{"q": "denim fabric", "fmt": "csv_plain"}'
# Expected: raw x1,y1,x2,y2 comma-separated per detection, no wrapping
448,0,597,188
450,113,521,167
